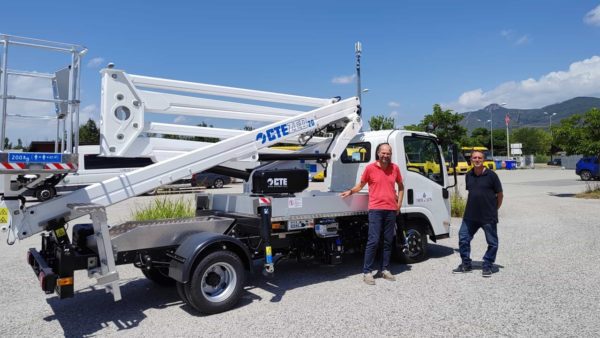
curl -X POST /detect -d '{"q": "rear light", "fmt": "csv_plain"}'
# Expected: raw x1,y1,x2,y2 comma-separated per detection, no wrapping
38,271,46,288
57,277,73,286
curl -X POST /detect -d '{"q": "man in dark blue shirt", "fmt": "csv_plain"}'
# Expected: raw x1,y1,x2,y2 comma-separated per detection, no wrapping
453,150,503,277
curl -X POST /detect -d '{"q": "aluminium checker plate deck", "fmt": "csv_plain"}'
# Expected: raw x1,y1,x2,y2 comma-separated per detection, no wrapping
208,190,369,222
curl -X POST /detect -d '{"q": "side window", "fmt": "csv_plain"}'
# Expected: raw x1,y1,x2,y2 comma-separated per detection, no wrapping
404,136,444,186
340,142,371,163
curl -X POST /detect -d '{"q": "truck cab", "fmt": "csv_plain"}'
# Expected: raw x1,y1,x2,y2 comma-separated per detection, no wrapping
328,130,451,242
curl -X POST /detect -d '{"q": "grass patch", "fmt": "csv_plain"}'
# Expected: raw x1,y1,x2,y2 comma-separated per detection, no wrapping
132,197,195,221
576,182,600,199
451,191,466,217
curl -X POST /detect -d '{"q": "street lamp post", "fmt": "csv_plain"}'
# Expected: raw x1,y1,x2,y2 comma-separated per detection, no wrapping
544,111,557,134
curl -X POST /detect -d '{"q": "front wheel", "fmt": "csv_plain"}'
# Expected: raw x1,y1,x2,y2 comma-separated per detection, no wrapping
185,250,245,315
580,170,593,181
395,223,428,264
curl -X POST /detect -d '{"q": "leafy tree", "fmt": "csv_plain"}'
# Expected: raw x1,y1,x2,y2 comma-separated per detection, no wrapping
490,129,507,156
466,127,490,148
13,138,24,150
3,138,12,149
511,127,551,155
79,119,100,145
406,104,467,149
553,108,600,157
368,115,395,131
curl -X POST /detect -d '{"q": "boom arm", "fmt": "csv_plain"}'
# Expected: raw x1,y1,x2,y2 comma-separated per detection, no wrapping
4,69,361,240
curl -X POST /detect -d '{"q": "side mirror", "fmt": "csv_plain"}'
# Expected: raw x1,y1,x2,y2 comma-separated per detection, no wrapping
449,144,459,168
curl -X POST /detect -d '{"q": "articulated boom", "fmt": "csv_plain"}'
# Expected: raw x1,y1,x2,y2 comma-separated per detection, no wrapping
3,69,361,241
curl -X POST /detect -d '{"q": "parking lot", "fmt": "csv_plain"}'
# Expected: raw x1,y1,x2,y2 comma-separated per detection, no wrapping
1,167,599,337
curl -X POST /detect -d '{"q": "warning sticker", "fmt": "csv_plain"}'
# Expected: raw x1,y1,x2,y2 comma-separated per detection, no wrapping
0,207,9,224
288,197,303,208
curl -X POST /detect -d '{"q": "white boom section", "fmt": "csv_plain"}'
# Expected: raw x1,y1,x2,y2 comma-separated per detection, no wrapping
100,69,335,157
3,69,361,240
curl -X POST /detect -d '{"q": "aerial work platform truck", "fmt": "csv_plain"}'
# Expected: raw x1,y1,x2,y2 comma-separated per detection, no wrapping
0,35,454,314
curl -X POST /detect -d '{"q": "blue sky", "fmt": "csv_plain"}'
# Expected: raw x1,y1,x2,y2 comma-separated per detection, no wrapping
2,1,600,143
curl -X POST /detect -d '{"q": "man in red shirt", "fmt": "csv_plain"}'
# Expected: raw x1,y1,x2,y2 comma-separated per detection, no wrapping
340,143,404,285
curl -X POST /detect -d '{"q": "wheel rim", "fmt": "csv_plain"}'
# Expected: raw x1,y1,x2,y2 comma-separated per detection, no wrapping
404,229,423,258
582,171,591,180
200,262,237,303
38,189,52,200
214,179,224,188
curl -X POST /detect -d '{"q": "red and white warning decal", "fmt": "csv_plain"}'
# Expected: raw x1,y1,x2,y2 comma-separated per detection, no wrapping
258,197,271,206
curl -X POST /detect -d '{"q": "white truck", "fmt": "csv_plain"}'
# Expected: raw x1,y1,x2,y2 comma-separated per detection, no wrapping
0,35,456,315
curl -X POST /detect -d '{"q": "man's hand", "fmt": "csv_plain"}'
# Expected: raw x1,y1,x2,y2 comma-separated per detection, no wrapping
340,190,352,198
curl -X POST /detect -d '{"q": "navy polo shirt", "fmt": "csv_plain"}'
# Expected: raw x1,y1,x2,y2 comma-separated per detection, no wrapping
463,168,503,224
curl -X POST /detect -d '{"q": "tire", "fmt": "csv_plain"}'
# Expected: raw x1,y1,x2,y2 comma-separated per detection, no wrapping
35,185,56,202
395,223,428,264
580,170,593,181
176,281,190,305
185,250,245,315
141,267,176,287
213,178,225,189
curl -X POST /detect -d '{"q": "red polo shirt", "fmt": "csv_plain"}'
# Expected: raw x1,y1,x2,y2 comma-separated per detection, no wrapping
361,162,403,210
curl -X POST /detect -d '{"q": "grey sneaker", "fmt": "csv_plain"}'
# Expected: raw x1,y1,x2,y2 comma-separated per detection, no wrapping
452,263,473,274
363,273,375,285
380,270,396,281
482,266,493,277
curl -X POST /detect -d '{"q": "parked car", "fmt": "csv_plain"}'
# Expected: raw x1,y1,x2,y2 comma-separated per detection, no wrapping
191,172,231,188
547,158,562,166
575,156,600,181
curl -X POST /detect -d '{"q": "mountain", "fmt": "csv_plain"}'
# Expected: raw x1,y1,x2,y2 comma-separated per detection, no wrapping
459,97,600,132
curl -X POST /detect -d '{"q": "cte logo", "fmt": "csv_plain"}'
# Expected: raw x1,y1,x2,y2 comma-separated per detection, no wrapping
256,118,315,144
267,178,288,187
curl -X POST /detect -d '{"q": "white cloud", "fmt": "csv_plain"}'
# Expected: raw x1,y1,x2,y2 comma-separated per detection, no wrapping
79,104,99,123
331,74,356,84
447,55,600,112
515,35,530,45
500,29,513,38
87,57,105,68
388,101,400,108
584,5,600,26
174,115,187,124
500,29,530,46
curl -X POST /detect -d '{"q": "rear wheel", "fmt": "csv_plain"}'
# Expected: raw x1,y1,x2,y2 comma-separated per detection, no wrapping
35,185,56,201
185,250,245,315
213,178,225,189
395,223,428,264
580,170,593,181
142,267,175,286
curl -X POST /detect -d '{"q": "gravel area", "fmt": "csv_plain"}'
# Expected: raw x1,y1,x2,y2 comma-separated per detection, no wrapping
1,168,599,337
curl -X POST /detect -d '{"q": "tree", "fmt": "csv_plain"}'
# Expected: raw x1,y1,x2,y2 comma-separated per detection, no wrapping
466,127,490,148
511,127,551,155
368,115,395,131
553,108,600,157
79,119,100,145
3,137,12,149
404,104,467,149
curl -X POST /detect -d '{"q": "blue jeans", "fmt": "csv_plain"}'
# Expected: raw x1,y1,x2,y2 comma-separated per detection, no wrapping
363,210,396,274
458,220,498,268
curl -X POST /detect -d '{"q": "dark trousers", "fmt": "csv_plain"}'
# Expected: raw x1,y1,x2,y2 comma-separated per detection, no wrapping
363,210,396,274
458,219,498,268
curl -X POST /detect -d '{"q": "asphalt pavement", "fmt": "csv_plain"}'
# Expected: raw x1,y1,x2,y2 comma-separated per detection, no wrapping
1,167,599,337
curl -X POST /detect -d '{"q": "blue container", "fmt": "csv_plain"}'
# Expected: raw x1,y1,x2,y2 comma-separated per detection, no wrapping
494,160,503,169
505,160,516,170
